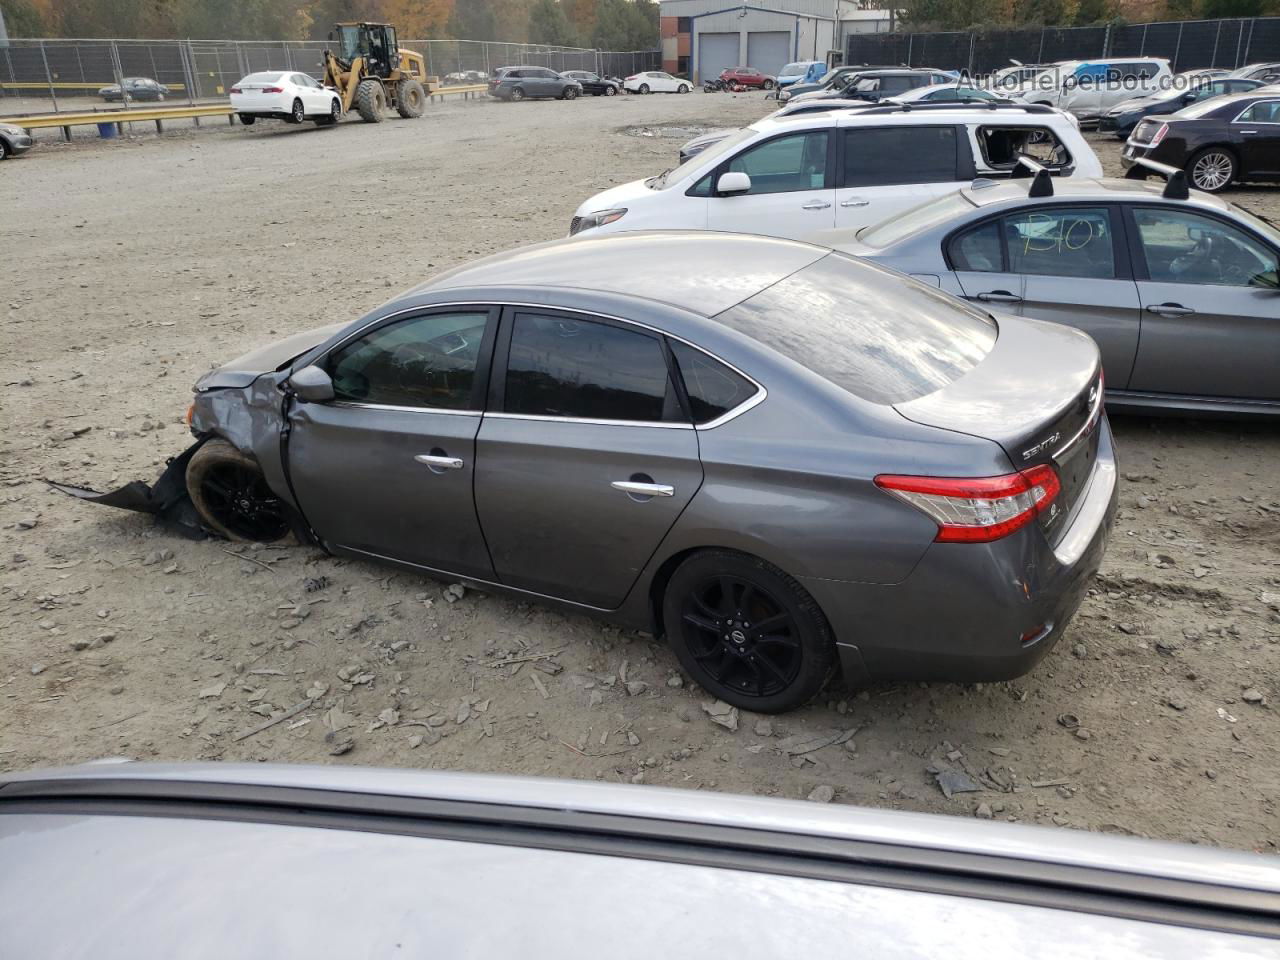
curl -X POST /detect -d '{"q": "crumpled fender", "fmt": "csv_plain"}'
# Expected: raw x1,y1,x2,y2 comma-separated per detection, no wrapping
45,438,209,539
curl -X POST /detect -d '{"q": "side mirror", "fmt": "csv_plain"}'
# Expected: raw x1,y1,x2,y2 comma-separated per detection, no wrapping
716,171,752,194
1181,92,1195,102
289,365,335,402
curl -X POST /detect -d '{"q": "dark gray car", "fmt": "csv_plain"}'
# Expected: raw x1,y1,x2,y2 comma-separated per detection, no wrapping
488,66,581,101
821,175,1280,416
4,762,1278,956
56,232,1116,712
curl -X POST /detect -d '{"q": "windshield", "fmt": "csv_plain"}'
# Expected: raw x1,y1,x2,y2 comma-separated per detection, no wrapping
1233,202,1280,240
242,72,283,84
648,127,754,189
716,253,996,405
780,62,808,76
1175,96,1245,119
859,192,978,248
337,25,362,60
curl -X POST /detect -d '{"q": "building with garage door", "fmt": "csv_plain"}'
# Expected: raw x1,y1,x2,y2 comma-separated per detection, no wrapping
659,1,896,82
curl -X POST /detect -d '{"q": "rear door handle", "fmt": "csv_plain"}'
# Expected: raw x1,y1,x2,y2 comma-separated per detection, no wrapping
1239,129,1258,134
801,200,832,210
611,480,674,498
976,290,1023,303
415,454,464,470
840,198,869,207
1145,302,1194,316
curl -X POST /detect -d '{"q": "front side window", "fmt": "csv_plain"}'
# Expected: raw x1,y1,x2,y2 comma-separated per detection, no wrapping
726,131,828,195
328,311,490,409
1133,208,1279,287
668,341,757,424
1005,207,1116,279
843,127,957,187
504,314,677,422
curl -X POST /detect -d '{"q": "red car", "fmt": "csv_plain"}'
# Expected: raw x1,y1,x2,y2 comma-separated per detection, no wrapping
719,66,775,89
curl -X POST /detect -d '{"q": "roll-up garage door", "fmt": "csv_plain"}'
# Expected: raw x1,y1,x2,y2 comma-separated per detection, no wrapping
697,32,739,83
747,31,791,78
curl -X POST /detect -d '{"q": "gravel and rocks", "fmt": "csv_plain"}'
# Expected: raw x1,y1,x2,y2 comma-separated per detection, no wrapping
1,96,1278,852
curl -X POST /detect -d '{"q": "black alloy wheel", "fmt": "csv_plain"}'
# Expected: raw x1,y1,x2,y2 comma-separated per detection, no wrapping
198,461,289,541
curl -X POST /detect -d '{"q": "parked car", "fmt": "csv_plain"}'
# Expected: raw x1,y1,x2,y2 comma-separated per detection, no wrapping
57,231,1115,708
4,762,1278,957
229,71,341,126
984,62,1055,92
572,102,1100,241
1099,76,1264,137
787,69,956,105
718,66,775,90
886,82,1005,103
1228,62,1280,84
0,122,34,161
489,66,581,101
1017,57,1173,122
779,63,902,101
776,60,826,88
1123,90,1280,192
561,70,620,96
623,71,691,94
819,163,1279,416
97,76,168,102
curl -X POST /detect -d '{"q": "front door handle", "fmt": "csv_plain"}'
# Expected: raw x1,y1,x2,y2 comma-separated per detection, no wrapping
1145,302,1194,316
840,198,869,207
976,290,1023,303
415,454,464,470
611,480,674,498
1239,129,1258,134
801,200,832,210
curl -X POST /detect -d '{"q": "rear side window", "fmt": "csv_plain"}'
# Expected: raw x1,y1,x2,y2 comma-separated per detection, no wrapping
1006,207,1116,279
1238,100,1280,123
668,341,758,423
504,314,678,422
843,127,958,187
950,220,1003,271
977,126,1072,170
716,254,996,405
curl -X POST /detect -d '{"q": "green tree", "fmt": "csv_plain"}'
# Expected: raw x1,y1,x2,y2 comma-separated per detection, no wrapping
1011,0,1066,24
527,0,577,45
1199,0,1268,14
1,0,49,35
1071,0,1113,24
449,0,497,39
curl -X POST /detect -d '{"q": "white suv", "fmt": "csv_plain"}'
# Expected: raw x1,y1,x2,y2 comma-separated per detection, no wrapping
570,103,1102,241
1017,58,1172,121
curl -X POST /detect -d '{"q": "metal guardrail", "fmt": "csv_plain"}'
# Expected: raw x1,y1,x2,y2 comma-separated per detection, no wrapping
428,83,488,101
1,103,235,139
0,82,186,91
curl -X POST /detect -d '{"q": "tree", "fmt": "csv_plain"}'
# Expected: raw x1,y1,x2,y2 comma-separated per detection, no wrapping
591,0,656,49
449,0,497,39
565,0,596,38
527,0,577,45
0,0,50,35
381,0,455,38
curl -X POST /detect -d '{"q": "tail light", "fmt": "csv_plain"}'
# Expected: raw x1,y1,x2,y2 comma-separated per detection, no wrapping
1148,122,1169,146
261,86,284,94
875,465,1061,543
230,86,242,94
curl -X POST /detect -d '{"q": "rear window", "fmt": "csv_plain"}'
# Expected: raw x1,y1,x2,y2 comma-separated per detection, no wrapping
242,72,283,84
860,191,978,248
716,253,997,405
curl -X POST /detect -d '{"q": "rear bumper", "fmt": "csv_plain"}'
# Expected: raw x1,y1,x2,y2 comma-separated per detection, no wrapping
805,417,1118,685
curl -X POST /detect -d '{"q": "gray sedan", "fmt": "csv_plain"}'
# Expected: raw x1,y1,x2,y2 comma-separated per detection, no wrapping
822,175,1280,416
56,232,1116,712
3,762,1278,956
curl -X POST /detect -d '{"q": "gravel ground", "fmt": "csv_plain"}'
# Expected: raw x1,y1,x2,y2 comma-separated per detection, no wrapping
2,92,1278,851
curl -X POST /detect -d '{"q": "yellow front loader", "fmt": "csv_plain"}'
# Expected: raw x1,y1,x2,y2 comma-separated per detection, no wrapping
321,22,436,122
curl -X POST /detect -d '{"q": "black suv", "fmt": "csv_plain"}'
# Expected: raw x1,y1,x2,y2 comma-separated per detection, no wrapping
489,66,582,101
1124,91,1280,192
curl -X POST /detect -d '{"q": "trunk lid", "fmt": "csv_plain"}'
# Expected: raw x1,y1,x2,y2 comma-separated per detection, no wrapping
894,313,1103,546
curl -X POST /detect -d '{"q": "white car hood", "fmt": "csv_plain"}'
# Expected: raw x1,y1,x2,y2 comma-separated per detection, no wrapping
574,178,657,218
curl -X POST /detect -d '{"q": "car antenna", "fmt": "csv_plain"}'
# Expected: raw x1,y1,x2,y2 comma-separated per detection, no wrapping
1011,154,1054,197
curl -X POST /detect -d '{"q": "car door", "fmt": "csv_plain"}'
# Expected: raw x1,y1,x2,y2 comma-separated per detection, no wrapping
286,307,498,579
1233,99,1280,176
475,310,703,609
705,130,835,237
1001,205,1143,388
946,215,1029,313
294,74,321,112
834,125,967,230
1125,205,1279,400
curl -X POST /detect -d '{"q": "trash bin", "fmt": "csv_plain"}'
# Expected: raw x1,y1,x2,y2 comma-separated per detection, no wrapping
97,122,118,139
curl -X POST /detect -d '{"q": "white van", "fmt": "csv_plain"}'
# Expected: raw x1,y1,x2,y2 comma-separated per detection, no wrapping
1018,58,1172,121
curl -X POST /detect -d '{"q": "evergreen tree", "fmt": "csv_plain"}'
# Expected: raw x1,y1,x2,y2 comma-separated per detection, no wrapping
527,0,578,45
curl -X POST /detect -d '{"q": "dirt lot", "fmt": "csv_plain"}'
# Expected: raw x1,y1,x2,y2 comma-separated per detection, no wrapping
2,92,1278,852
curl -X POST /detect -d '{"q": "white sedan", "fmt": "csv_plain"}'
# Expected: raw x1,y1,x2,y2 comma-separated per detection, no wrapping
623,71,691,94
230,71,342,126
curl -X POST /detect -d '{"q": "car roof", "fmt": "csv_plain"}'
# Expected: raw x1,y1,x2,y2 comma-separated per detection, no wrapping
6,762,1279,901
754,103,1069,132
962,176,1236,213
409,231,828,317
1166,89,1279,115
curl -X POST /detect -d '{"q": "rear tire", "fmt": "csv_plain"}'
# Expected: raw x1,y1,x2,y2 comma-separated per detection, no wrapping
1187,147,1236,193
186,439,291,543
288,98,305,124
355,79,386,122
510,86,526,101
0,140,7,161
663,550,836,713
238,113,255,125
396,77,425,118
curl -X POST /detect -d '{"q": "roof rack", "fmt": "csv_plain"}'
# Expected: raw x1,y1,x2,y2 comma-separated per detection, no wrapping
854,101,1059,116
1123,155,1190,200
1010,154,1054,197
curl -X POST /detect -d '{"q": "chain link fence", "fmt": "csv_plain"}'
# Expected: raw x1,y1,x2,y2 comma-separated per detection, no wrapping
0,37,660,116
845,16,1280,76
